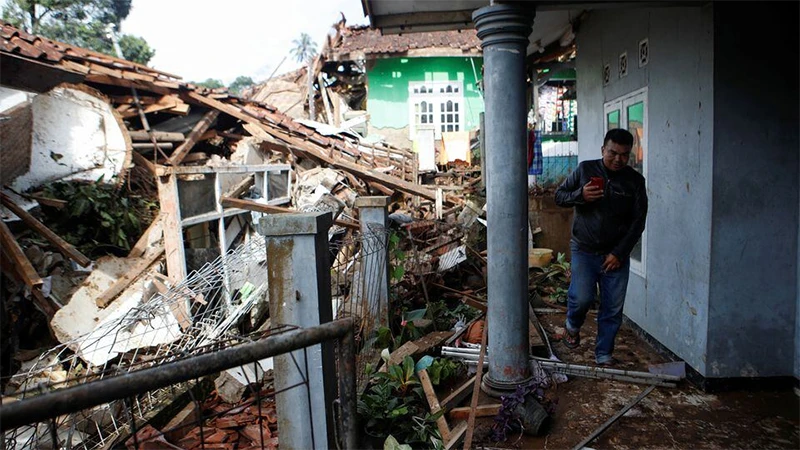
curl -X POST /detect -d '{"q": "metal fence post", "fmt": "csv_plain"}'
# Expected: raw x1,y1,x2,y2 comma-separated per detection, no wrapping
354,196,390,332
257,212,335,449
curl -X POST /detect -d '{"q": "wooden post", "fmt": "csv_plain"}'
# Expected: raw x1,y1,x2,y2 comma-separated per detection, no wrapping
158,173,187,283
318,74,334,126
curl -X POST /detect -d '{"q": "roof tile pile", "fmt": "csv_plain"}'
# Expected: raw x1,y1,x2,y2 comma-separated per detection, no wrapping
329,25,480,58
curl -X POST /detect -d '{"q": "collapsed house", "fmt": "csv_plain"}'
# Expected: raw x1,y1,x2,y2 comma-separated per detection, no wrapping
0,18,492,450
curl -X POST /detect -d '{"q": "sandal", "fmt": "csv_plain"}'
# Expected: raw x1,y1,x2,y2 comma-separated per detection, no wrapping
563,328,580,349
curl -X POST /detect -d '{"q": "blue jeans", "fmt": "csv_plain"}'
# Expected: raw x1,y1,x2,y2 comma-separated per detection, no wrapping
565,244,630,364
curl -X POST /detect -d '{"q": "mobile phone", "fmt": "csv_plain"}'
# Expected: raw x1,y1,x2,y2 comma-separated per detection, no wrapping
589,176,605,190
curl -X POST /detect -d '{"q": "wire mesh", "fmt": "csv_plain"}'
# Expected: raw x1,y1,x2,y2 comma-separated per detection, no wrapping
329,222,390,388
2,233,274,450
2,323,330,450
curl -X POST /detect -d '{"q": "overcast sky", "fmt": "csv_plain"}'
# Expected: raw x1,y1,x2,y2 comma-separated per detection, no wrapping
121,0,369,84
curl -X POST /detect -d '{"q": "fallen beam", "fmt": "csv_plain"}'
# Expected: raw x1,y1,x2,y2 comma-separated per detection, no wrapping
220,196,359,230
95,246,165,308
168,110,220,165
0,219,42,288
221,175,255,199
0,193,91,267
128,214,163,258
182,92,438,201
132,142,173,151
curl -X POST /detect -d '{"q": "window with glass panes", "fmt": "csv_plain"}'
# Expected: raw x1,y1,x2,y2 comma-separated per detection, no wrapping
409,81,464,139
603,87,648,277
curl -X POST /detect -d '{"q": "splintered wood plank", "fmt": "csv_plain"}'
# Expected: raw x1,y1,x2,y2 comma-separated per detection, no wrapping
0,192,91,267
142,95,181,115
220,196,292,214
129,130,185,142
221,174,255,199
419,369,451,441
95,246,164,308
220,196,359,230
167,110,220,165
185,91,438,201
0,218,42,288
128,214,163,258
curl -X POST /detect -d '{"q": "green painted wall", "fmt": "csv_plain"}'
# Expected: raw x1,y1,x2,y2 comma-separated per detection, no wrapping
366,56,484,131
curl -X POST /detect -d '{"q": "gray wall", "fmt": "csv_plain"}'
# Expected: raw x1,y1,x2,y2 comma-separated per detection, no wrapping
707,2,799,378
576,5,715,375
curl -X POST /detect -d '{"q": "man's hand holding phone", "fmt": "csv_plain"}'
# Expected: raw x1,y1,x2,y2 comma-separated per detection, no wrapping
582,177,604,202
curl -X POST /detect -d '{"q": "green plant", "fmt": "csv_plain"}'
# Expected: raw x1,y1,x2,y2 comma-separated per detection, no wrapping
389,232,407,282
553,287,568,304
424,300,481,332
426,358,464,386
375,356,419,395
536,252,572,303
358,356,443,447
545,252,571,281
41,178,157,256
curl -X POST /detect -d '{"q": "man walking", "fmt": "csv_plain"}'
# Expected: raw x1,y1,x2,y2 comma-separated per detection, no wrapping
554,128,648,366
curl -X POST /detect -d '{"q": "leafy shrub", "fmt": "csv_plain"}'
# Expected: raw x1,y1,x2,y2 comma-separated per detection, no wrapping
358,356,443,448
41,178,158,257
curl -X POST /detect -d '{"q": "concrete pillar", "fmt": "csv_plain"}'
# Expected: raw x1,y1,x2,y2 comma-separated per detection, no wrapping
257,212,335,449
354,196,390,331
473,4,535,394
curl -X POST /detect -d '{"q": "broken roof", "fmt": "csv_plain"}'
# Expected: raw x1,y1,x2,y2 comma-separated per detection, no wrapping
326,24,481,61
0,20,181,92
0,20,437,203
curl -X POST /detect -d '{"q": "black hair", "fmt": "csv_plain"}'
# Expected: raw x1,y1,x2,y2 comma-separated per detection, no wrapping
603,128,634,147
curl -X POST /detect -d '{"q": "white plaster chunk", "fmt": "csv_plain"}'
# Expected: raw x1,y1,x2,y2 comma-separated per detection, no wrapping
11,87,128,192
50,256,181,367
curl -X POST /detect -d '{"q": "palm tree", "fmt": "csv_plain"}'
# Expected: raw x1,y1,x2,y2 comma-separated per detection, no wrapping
291,33,318,120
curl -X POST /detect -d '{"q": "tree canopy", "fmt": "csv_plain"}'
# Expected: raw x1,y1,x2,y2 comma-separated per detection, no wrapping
194,78,225,90
290,32,317,64
2,0,155,65
228,76,254,96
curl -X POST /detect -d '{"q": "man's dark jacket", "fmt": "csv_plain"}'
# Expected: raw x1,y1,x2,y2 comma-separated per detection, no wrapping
554,159,648,260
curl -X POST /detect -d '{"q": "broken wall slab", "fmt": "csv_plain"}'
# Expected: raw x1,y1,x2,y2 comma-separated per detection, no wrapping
10,85,130,192
50,252,181,367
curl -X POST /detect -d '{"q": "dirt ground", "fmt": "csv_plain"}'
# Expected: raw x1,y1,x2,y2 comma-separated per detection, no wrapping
464,311,800,450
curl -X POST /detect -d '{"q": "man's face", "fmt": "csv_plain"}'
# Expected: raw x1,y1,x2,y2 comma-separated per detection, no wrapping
601,141,632,172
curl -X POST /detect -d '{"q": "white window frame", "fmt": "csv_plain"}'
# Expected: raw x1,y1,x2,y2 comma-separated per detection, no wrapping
603,87,648,277
408,81,464,140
